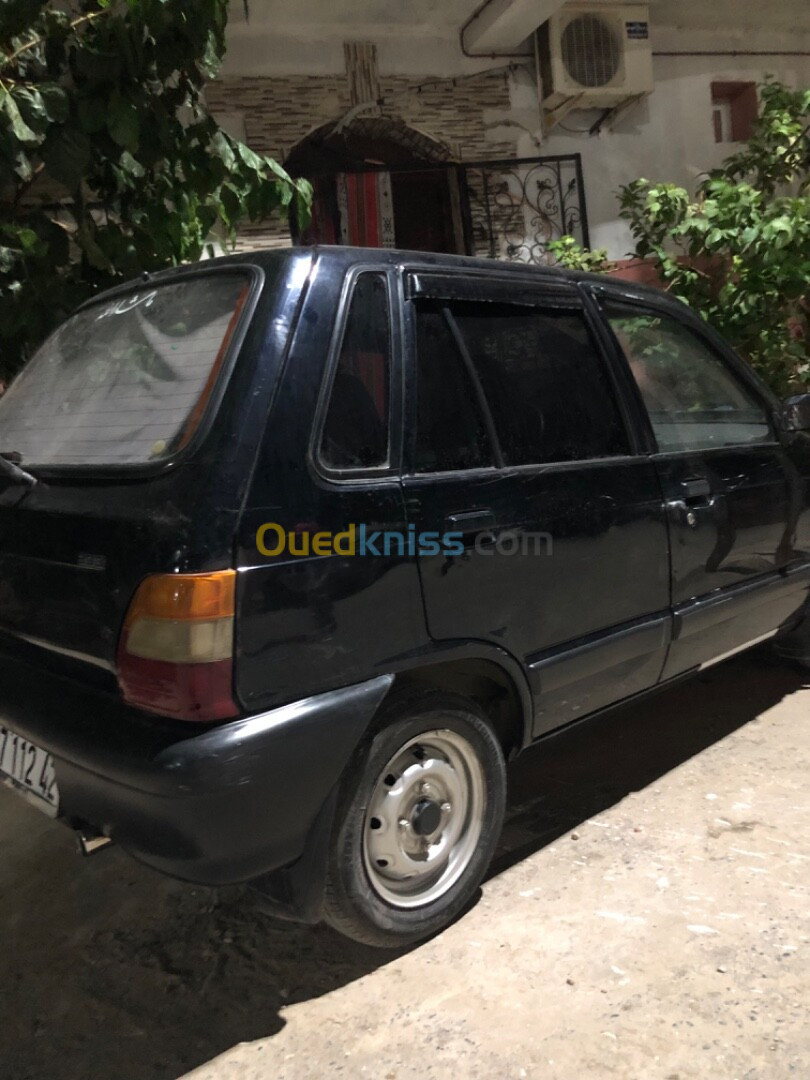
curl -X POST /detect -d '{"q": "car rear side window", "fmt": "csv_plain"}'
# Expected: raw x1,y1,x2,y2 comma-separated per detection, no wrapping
0,273,250,467
414,299,629,470
320,273,391,471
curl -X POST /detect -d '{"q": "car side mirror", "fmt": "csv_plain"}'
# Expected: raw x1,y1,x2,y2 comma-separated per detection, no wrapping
781,393,810,432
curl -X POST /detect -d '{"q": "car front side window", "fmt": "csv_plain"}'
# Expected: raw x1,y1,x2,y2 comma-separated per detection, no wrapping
605,304,772,453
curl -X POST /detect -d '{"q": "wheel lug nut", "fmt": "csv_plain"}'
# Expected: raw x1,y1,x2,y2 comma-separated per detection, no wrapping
441,801,451,813
398,818,410,829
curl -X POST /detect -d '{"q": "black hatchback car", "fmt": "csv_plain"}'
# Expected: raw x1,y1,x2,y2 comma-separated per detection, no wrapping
0,246,808,946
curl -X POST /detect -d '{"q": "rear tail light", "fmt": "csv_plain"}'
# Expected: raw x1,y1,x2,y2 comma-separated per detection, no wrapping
117,570,239,722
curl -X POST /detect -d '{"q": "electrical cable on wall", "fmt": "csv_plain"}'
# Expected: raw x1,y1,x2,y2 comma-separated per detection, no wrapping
330,61,532,133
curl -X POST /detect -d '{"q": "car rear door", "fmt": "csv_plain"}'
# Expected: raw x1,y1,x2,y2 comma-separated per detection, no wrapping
600,292,810,678
400,270,672,738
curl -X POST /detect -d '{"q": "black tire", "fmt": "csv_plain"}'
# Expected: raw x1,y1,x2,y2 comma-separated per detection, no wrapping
323,690,507,948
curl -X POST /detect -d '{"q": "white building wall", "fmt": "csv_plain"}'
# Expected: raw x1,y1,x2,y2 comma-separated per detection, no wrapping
521,20,810,256
216,0,810,258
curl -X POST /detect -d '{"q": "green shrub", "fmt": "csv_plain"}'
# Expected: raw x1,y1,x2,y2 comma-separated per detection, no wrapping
0,0,311,378
549,81,809,394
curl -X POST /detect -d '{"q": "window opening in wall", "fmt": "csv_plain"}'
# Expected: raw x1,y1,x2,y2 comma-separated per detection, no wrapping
711,82,758,144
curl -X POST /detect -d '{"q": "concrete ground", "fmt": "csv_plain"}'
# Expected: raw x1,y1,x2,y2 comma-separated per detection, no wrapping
0,651,808,1080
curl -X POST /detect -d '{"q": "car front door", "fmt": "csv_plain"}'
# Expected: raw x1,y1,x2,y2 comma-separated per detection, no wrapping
601,295,810,678
400,271,672,737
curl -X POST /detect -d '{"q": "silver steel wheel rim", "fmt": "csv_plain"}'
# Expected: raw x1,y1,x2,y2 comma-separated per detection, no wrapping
362,728,486,910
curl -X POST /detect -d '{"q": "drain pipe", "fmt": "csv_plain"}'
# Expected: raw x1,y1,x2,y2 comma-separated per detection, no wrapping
460,3,810,60
458,0,810,60
460,0,534,59
653,50,810,57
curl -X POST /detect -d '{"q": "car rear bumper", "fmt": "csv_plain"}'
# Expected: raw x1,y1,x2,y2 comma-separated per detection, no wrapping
0,654,391,889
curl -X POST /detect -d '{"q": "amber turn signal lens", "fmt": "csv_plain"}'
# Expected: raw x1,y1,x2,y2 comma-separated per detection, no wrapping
123,570,236,626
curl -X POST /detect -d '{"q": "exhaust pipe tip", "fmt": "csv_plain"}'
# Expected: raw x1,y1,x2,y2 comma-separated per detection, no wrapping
76,829,113,856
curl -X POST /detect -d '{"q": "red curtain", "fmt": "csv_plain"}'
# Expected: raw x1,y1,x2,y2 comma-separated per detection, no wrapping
299,172,396,248
336,172,396,248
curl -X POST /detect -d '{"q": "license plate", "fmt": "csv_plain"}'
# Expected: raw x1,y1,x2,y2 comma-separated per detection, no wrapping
0,725,59,817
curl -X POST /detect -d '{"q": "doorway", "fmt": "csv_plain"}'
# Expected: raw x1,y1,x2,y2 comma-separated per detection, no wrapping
285,116,465,254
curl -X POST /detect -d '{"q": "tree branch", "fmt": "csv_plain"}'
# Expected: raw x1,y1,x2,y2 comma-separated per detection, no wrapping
0,8,111,73
12,162,45,210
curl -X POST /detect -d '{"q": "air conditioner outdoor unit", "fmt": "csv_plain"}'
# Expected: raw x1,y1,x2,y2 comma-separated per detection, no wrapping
538,4,654,113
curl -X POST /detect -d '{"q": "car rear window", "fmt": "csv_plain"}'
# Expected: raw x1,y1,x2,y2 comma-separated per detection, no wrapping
0,273,250,467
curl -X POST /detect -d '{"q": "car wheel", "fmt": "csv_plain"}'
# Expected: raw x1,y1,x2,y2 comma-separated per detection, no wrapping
323,690,507,948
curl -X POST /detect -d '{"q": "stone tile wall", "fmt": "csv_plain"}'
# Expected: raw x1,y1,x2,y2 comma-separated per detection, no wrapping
205,70,517,250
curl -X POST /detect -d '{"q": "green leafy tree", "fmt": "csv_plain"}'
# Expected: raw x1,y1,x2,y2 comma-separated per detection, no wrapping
0,0,311,378
548,81,810,394
547,234,609,273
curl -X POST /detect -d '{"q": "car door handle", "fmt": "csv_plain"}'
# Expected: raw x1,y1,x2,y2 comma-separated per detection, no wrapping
667,494,721,529
667,499,699,528
681,477,712,501
445,510,496,533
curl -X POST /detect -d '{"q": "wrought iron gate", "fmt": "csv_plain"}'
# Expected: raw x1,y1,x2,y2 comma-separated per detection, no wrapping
292,152,589,266
458,154,590,265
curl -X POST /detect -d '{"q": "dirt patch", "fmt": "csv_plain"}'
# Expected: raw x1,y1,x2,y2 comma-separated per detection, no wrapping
1,653,808,1080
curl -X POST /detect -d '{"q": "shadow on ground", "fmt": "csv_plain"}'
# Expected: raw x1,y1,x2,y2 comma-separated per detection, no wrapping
492,649,807,875
0,652,805,1080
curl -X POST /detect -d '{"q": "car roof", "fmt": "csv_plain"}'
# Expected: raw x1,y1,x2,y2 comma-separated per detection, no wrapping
261,244,672,303
85,244,677,311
